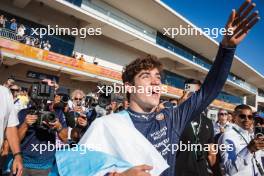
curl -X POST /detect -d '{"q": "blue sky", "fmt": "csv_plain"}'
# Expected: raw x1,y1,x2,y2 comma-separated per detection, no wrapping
162,0,264,75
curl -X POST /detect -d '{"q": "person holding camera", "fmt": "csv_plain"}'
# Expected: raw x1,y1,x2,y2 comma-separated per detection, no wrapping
219,104,264,176
68,89,89,127
84,94,97,123
67,89,89,143
15,83,68,176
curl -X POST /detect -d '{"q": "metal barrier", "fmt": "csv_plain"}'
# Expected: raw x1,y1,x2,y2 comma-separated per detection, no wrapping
0,28,18,40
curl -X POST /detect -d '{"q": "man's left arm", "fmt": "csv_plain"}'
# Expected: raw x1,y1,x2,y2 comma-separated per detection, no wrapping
171,0,260,135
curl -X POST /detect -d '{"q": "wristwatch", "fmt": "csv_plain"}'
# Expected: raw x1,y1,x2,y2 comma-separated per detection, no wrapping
13,152,22,158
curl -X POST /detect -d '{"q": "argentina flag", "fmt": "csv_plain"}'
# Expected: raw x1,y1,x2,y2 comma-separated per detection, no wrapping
50,111,168,176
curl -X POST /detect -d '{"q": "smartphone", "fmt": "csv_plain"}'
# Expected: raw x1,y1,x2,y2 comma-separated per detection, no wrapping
184,84,197,93
255,126,264,138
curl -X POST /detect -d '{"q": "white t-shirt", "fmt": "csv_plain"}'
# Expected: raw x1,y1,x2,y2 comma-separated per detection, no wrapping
0,86,19,149
17,27,25,37
25,37,31,45
43,43,51,50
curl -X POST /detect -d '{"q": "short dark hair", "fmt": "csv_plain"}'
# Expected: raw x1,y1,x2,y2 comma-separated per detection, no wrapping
122,55,162,101
234,104,252,115
169,98,177,102
122,55,163,84
184,79,202,86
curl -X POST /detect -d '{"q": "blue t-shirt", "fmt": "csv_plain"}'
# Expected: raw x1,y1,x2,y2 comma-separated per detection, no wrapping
127,45,236,176
10,22,17,31
18,108,67,170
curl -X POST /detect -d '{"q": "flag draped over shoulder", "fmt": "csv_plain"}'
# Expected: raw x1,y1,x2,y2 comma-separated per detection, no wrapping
50,111,169,176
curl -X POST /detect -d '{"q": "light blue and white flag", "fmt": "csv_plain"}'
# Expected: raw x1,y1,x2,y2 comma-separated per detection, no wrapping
50,111,168,176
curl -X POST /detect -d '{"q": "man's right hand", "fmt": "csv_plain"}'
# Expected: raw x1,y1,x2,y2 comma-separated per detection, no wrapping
119,165,153,176
24,115,38,126
247,137,264,153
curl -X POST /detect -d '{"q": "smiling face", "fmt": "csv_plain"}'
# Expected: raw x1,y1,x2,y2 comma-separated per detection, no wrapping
218,109,228,125
74,93,84,105
234,109,254,131
128,68,161,112
122,55,163,113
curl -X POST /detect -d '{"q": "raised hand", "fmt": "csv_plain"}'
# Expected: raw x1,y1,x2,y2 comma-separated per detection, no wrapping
222,0,260,47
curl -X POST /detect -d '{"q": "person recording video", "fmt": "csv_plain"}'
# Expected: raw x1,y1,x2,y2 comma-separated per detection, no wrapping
16,81,67,175
67,89,90,143
84,93,97,123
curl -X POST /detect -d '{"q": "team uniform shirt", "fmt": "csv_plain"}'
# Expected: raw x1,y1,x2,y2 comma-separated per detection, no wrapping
0,86,19,149
126,45,236,176
219,124,264,176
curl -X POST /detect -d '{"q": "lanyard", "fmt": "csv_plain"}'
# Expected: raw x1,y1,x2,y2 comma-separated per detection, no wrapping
232,127,250,144
232,127,264,176
191,115,202,137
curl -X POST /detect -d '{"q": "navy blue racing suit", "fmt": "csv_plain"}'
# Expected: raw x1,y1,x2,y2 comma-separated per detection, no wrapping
126,44,236,176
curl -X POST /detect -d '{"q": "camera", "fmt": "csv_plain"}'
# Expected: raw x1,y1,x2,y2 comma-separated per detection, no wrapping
85,96,98,108
254,126,264,138
30,110,57,126
60,94,70,103
27,82,56,129
31,82,55,101
97,84,124,108
98,94,111,108
66,111,81,128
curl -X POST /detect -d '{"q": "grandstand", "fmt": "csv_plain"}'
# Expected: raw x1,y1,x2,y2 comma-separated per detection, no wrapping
0,0,263,120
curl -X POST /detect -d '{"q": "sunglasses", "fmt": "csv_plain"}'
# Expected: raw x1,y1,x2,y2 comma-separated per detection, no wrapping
219,113,228,116
10,89,19,92
74,98,83,101
238,114,253,120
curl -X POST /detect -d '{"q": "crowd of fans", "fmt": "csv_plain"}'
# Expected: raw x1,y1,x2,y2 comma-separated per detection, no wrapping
1,14,99,65
0,78,131,175
1,77,263,176
0,14,51,51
